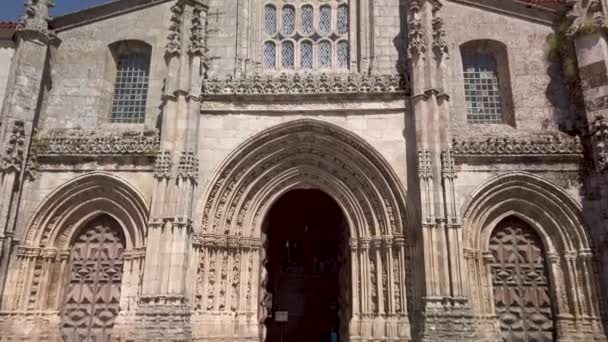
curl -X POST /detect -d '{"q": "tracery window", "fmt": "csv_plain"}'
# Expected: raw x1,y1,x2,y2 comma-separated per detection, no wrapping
462,53,503,124
61,216,125,342
263,0,349,71
489,217,555,342
109,42,151,124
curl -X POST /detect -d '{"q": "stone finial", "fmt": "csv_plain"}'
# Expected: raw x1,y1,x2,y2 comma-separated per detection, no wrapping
17,0,54,35
566,0,607,37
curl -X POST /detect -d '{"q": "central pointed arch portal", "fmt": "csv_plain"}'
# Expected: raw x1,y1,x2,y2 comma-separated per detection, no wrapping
195,119,413,341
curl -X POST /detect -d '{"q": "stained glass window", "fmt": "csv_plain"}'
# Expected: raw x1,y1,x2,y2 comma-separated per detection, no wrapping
337,5,349,34
319,5,331,33
262,1,349,71
282,6,296,35
301,41,313,69
264,41,277,69
110,51,150,124
301,5,314,35
265,5,277,35
319,40,332,68
337,40,349,68
282,41,295,68
463,53,503,123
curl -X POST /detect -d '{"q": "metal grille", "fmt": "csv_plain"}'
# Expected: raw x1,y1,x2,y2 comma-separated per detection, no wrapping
301,40,313,69
337,5,348,34
61,216,125,342
319,5,331,33
265,5,277,35
319,40,332,68
301,5,314,35
110,52,149,124
264,41,276,69
337,40,349,68
282,5,296,35
463,53,503,124
489,217,555,342
282,41,295,69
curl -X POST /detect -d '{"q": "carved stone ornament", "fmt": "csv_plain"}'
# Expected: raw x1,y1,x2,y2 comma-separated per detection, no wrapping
201,72,409,97
451,134,584,156
1,121,26,172
417,149,432,181
17,0,54,35
32,129,160,156
407,0,425,59
441,148,456,180
189,7,207,56
153,151,172,180
566,0,607,36
591,115,608,171
177,151,199,182
166,2,184,55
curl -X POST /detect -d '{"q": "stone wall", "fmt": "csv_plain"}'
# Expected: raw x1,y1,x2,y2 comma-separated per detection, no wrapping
0,40,15,108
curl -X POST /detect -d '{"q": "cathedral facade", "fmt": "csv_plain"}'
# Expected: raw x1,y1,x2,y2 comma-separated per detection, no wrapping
0,0,607,341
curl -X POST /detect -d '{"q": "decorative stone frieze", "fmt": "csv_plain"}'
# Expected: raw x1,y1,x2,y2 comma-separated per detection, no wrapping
451,135,584,156
166,2,183,55
1,121,26,172
201,72,409,97
591,115,608,171
153,151,172,180
32,129,160,156
177,151,199,182
417,149,433,180
193,233,261,250
407,0,425,59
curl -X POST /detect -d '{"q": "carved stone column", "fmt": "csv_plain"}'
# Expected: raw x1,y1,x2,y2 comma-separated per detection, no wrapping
136,0,208,340
407,0,475,340
0,0,56,307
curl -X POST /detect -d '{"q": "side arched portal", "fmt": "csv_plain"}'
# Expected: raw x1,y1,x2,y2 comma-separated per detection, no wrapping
462,172,604,340
1,173,148,340
193,119,413,341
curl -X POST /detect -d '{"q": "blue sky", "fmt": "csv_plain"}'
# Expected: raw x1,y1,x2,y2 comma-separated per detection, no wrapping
1,0,112,21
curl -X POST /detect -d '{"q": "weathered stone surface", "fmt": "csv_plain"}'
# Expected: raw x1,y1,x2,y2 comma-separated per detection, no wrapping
0,0,607,341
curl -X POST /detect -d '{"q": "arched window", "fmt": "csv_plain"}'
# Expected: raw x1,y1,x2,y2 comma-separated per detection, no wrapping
262,1,349,71
109,41,151,124
489,217,555,341
61,215,125,341
460,40,513,125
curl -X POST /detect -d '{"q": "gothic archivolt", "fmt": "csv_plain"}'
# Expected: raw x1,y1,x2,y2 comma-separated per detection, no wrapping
193,119,414,340
1,172,148,330
461,172,603,339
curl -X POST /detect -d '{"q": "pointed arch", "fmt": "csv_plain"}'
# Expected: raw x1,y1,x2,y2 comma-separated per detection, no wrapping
24,172,149,250
198,118,412,240
461,172,603,340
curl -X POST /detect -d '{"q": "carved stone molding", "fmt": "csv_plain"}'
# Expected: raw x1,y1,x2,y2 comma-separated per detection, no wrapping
153,151,172,180
417,149,433,180
1,121,26,172
166,2,183,55
177,151,199,182
407,0,425,59
201,72,409,97
32,129,160,157
591,115,608,171
451,135,584,157
193,233,261,250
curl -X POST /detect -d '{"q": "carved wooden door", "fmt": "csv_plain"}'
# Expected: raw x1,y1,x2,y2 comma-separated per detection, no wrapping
489,217,555,342
61,216,125,342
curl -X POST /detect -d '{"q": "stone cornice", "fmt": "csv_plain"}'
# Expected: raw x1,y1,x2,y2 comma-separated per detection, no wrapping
201,73,410,98
452,134,584,159
32,129,160,157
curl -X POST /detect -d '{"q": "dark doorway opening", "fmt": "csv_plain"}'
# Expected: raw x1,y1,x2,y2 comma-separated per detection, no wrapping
264,189,350,342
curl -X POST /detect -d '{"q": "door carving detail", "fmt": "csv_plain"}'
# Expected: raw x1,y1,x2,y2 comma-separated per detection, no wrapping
61,216,125,341
489,217,555,342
